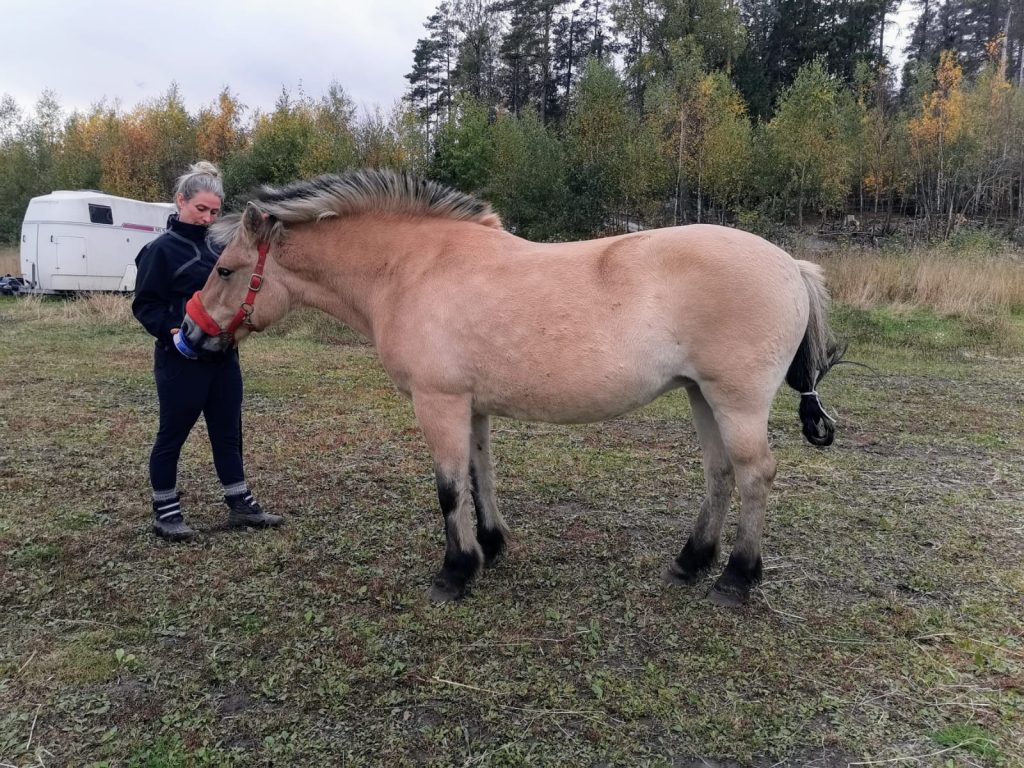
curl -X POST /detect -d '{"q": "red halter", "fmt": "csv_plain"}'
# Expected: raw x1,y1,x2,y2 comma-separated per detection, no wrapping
186,240,271,341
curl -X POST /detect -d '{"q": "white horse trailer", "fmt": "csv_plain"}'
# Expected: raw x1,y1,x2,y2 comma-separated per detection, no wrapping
20,191,175,293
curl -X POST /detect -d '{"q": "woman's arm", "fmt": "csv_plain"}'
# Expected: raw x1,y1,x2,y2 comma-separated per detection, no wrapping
132,241,178,347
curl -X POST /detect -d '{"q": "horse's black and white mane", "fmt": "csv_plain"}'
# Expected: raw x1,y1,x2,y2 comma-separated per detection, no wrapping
209,170,501,247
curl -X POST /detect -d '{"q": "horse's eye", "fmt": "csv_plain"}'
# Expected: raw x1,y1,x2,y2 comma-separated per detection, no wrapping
217,267,232,279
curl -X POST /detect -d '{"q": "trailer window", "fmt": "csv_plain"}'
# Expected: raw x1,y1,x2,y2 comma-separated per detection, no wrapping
88,204,113,225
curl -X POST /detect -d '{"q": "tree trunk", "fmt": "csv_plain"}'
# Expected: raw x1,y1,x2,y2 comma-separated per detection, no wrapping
674,101,688,225
1000,8,1012,80
696,162,703,224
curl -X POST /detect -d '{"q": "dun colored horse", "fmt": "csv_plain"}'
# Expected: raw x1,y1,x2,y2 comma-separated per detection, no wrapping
181,170,843,606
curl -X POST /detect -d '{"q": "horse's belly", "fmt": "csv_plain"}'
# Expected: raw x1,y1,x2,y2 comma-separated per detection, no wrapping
473,368,685,424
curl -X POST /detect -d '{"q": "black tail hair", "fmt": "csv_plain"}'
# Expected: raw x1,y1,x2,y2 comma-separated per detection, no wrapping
787,337,847,446
786,262,846,447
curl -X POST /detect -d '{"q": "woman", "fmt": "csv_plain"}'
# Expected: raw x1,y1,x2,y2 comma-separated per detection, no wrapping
132,161,283,541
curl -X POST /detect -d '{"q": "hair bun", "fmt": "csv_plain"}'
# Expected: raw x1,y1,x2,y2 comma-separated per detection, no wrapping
190,160,221,178
174,160,224,202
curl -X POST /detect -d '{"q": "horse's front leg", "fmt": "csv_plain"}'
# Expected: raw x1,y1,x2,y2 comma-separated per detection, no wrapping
414,391,483,602
470,413,511,566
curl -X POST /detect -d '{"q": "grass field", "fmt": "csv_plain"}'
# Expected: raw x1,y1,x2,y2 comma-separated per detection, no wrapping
1,292,1022,767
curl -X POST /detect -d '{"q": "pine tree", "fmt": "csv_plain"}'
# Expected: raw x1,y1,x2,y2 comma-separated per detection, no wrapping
406,3,461,141
736,1,891,119
452,0,500,104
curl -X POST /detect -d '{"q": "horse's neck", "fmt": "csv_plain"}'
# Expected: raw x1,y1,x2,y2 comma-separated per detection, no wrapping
283,217,438,340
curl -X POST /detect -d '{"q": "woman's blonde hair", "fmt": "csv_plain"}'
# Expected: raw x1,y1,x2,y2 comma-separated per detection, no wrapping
174,160,223,204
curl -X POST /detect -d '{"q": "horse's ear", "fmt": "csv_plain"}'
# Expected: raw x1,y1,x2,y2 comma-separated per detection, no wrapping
240,204,274,247
242,203,264,236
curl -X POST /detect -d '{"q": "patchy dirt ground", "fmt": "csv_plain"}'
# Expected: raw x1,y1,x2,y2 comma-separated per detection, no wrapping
1,298,1022,767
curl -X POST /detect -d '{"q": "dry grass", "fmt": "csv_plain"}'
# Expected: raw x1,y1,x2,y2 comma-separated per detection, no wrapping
802,247,1024,318
0,245,18,275
58,292,136,324
2,292,136,325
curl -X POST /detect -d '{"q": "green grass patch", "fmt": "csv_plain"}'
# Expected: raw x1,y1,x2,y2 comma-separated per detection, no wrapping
833,304,1023,357
931,723,1003,761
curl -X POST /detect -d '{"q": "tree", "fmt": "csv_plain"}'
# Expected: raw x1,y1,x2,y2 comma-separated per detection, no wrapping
452,0,501,104
611,0,659,107
407,34,444,130
565,58,635,232
488,109,570,237
766,58,852,224
686,71,753,221
195,88,246,167
221,88,316,202
300,83,359,176
0,91,63,241
406,4,461,141
55,101,120,192
551,4,601,121
102,84,196,200
431,96,496,192
907,50,970,229
494,0,555,117
0,94,21,145
356,105,415,169
855,63,913,216
642,40,704,223
736,1,891,120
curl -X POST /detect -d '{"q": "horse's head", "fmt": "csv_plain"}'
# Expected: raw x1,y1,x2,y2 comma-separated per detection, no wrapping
179,203,290,356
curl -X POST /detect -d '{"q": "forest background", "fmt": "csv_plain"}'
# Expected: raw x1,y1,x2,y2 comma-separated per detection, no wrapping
1,0,1022,246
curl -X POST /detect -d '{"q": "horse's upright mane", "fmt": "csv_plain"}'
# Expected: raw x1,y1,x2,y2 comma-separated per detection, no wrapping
209,170,502,246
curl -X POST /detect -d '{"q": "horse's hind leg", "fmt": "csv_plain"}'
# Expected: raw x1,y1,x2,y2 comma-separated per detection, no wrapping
665,385,735,586
708,404,777,607
470,413,511,566
413,392,483,602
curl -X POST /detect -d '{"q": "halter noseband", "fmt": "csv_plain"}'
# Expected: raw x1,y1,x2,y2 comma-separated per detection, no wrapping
186,240,271,342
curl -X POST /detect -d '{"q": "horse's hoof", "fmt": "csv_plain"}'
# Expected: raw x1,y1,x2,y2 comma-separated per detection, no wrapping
708,582,749,608
477,528,507,568
708,553,761,607
428,579,466,603
483,552,504,569
662,562,702,586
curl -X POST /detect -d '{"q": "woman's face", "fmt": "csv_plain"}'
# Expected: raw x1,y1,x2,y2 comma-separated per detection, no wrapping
176,191,222,226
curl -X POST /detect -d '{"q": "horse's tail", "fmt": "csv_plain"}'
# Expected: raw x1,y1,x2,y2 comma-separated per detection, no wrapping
786,260,846,447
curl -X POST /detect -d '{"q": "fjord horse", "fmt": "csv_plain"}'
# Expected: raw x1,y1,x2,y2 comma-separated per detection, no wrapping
180,171,843,606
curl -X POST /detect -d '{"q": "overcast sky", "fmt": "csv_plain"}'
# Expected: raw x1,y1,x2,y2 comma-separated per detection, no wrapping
3,0,918,120
1,0,439,117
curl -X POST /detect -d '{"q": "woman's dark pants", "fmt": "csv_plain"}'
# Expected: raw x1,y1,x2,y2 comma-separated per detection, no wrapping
149,344,244,492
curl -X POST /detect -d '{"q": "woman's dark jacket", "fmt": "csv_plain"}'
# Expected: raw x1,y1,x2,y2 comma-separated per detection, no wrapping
132,215,220,349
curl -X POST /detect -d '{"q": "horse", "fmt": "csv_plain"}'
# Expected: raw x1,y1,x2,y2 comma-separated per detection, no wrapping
180,170,844,607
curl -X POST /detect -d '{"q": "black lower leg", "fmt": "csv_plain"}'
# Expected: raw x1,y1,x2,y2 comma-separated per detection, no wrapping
431,473,480,601
432,548,481,600
470,464,505,566
666,536,719,585
709,551,763,606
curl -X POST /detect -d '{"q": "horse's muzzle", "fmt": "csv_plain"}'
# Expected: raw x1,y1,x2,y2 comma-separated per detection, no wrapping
181,292,235,355
185,291,223,337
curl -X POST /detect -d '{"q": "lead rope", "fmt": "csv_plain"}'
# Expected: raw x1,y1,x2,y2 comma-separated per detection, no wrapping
800,390,837,423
